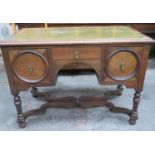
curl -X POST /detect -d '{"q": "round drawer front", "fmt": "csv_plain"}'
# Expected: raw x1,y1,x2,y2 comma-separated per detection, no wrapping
106,49,139,81
13,50,49,83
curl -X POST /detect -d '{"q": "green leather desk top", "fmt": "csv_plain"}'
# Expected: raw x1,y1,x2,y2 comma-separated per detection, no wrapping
0,26,154,46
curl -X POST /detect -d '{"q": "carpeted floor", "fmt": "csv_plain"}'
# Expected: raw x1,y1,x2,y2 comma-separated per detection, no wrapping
0,57,155,131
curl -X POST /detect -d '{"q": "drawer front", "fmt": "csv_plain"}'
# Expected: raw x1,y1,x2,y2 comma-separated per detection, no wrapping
105,47,142,81
52,46,101,60
9,48,50,83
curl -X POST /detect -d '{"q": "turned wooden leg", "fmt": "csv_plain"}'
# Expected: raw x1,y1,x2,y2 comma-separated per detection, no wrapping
129,91,141,125
31,87,38,98
117,84,123,96
14,94,27,128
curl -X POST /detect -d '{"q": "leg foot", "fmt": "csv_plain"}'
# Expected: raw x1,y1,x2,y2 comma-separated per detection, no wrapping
129,119,136,125
129,91,141,125
14,95,26,128
19,120,27,128
129,112,138,125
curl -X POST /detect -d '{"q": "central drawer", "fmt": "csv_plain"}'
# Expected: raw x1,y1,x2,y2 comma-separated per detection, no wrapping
52,46,101,60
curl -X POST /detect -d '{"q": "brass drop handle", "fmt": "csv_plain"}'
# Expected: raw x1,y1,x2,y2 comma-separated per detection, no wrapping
120,63,125,72
27,64,33,73
74,50,80,60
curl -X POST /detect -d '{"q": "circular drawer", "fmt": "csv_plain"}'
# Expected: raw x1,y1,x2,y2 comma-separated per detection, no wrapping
13,50,49,83
106,49,140,81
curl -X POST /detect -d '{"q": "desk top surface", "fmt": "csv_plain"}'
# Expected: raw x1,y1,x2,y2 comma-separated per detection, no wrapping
0,26,154,46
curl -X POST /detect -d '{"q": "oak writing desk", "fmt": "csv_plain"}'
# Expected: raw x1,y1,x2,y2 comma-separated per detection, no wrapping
0,26,154,128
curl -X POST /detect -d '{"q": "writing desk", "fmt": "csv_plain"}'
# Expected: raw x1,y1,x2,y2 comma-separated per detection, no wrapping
0,26,154,128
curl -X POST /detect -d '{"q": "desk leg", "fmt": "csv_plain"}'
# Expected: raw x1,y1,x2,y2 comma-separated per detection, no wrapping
117,84,124,95
14,95,27,128
31,87,38,98
129,91,141,125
